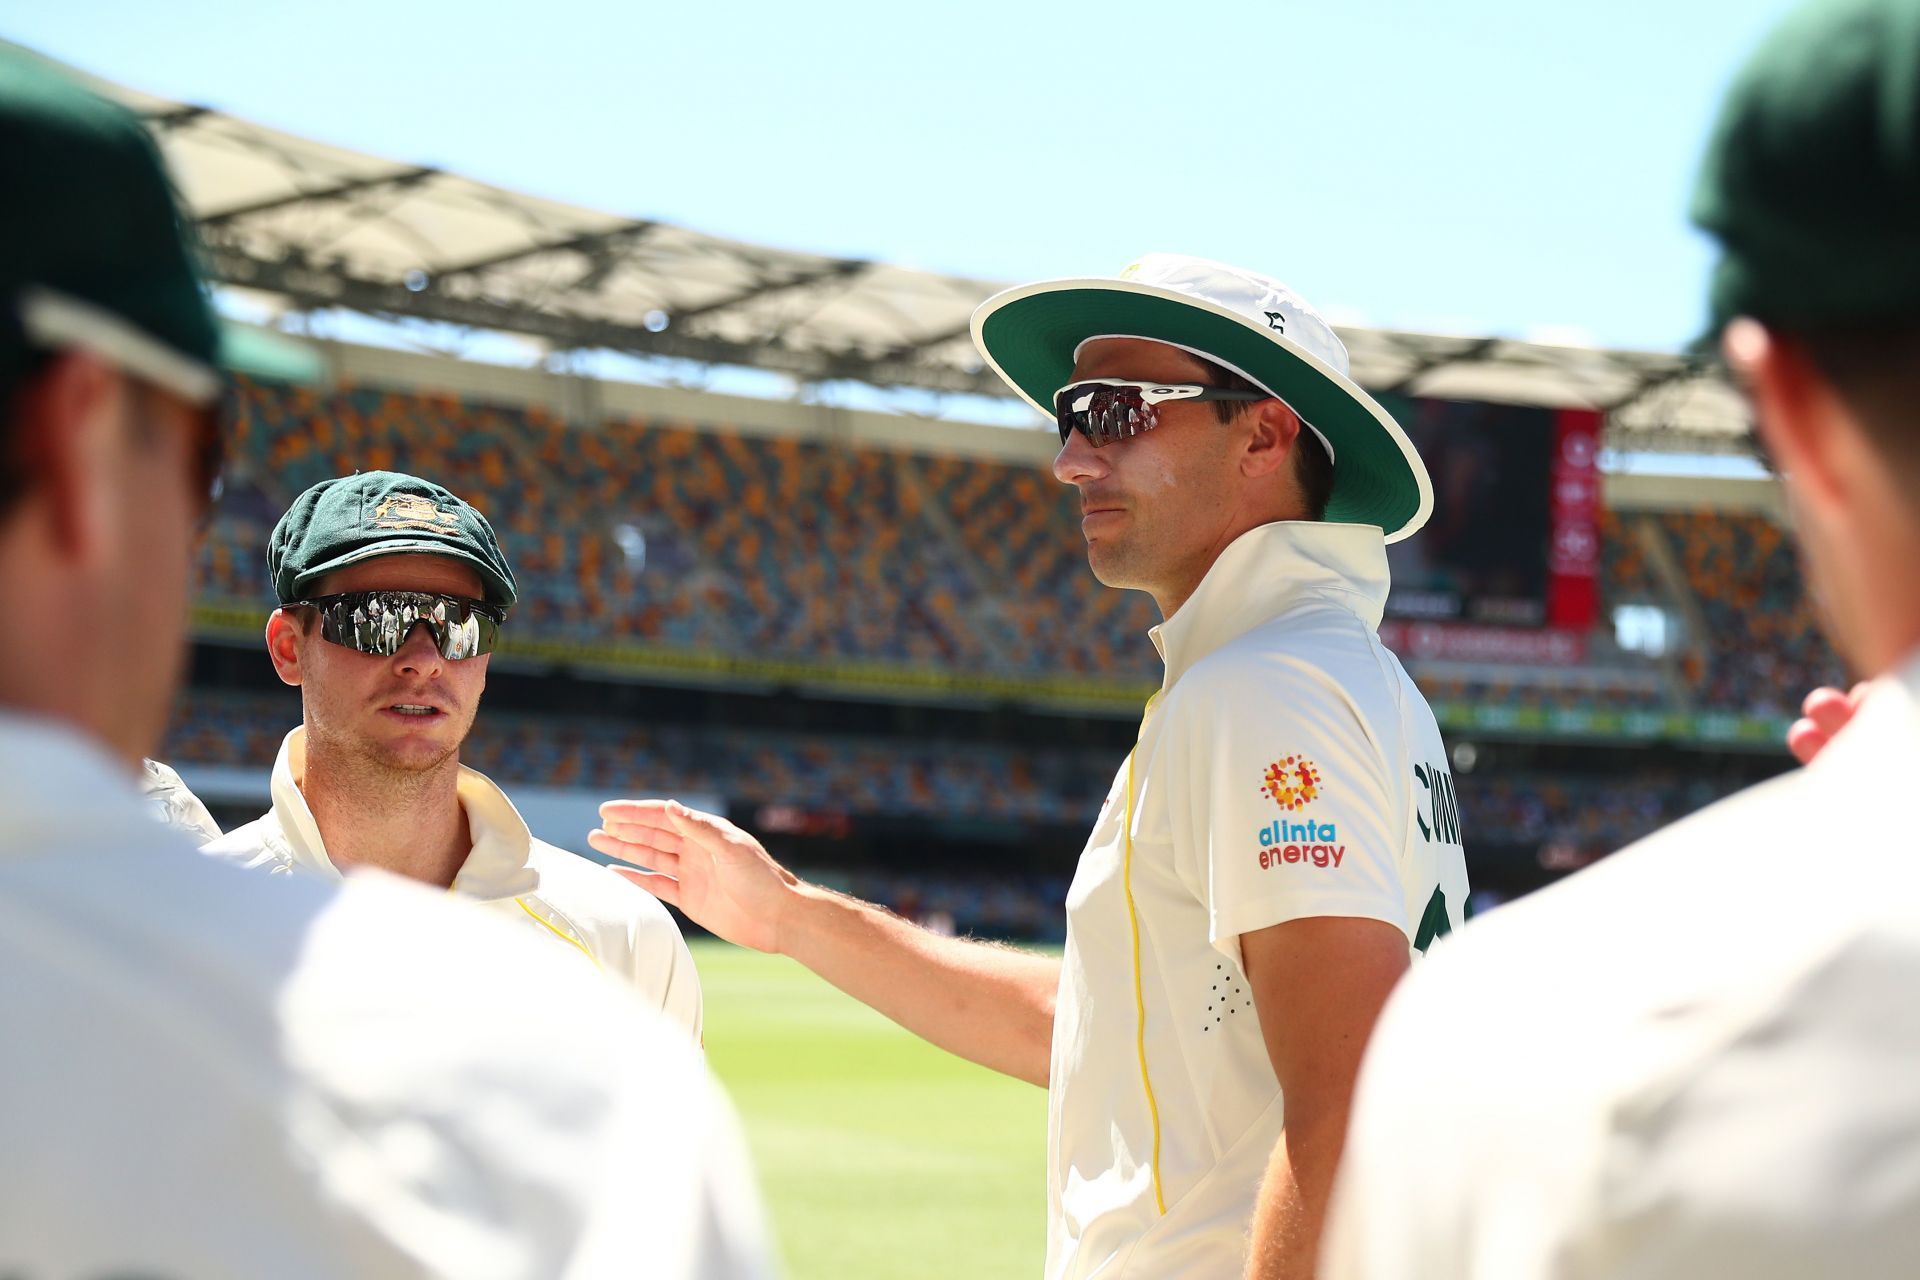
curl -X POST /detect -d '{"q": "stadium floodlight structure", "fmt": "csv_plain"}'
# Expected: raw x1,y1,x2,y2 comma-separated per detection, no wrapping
18,40,1755,458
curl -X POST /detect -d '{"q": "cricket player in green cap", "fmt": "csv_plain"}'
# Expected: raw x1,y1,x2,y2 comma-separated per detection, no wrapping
202,470,703,1040
0,45,767,1277
1327,2,1920,1276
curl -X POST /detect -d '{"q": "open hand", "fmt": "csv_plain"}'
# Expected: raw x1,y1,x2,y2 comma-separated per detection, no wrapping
589,799,797,954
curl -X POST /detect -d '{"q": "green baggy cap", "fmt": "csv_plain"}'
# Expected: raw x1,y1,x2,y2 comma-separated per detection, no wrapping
270,471,518,610
1692,0,1920,339
0,45,221,404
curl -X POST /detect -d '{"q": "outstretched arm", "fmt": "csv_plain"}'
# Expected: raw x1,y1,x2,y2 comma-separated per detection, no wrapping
590,799,1059,1087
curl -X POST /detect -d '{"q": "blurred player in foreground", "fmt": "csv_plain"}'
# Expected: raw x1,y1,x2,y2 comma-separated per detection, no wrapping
0,48,769,1278
597,253,1469,1279
201,471,703,1039
1325,2,1920,1276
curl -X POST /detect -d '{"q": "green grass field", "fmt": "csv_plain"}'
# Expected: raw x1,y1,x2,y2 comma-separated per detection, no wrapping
695,940,1049,1278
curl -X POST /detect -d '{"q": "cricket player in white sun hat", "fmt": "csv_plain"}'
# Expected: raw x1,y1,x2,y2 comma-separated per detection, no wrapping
594,251,1469,1279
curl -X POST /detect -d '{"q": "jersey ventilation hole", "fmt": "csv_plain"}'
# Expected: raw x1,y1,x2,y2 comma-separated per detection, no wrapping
1205,965,1253,1030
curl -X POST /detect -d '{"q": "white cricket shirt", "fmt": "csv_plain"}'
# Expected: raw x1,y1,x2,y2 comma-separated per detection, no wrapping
1048,521,1469,1280
0,710,774,1279
203,726,704,1042
141,756,222,842
1324,653,1920,1280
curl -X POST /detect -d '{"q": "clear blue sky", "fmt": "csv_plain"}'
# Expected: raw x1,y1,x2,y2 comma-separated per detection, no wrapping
9,0,1799,353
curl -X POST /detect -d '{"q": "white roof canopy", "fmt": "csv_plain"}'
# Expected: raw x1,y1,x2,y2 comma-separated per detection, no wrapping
32,42,1754,455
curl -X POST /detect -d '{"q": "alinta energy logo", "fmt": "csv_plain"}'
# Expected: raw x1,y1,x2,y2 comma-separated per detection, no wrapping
1256,755,1343,870
1260,755,1323,811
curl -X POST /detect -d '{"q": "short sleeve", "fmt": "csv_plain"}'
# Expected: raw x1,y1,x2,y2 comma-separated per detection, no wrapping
647,925,706,1047
605,865,706,1045
1161,653,1407,960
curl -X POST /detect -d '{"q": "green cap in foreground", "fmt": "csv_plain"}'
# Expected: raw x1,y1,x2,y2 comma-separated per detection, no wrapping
270,472,518,610
0,44,221,405
1692,0,1920,338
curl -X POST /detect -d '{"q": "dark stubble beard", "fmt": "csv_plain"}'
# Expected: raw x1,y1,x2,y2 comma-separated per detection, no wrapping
304,711,470,815
1087,522,1183,602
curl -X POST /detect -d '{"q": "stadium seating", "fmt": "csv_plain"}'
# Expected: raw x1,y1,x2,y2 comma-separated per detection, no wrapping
830,869,1073,942
1657,511,1846,717
915,451,1160,678
197,376,1833,717
1412,673,1670,715
1460,771,1743,857
1599,506,1661,610
206,377,1153,677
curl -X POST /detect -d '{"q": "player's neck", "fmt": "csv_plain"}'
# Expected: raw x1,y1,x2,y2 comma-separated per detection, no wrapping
1154,505,1301,621
299,742,471,889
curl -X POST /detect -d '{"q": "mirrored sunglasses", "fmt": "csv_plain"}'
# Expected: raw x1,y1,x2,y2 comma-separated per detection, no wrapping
290,590,505,660
1051,379,1267,448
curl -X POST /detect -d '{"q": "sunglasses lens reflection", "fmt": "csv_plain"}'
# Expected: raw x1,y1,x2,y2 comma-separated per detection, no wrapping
1055,383,1154,449
313,592,500,660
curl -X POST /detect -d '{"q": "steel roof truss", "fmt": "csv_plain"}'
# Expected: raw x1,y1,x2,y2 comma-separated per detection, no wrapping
199,165,440,228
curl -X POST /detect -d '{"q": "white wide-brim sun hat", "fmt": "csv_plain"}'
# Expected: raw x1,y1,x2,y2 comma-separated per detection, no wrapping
970,252,1433,544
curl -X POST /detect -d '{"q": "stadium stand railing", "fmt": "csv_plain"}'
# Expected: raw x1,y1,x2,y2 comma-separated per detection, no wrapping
162,692,1118,827
162,692,1749,858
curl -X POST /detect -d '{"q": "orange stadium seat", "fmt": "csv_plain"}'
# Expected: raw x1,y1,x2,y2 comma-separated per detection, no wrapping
194,376,1832,718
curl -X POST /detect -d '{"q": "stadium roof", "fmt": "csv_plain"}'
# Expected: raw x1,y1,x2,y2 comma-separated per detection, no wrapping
33,42,1754,455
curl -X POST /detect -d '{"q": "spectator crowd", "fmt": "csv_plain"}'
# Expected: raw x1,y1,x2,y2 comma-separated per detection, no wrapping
198,377,1840,718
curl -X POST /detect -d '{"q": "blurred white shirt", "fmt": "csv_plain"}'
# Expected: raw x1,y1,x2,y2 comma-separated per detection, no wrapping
140,755,222,842
1325,656,1920,1280
0,710,775,1280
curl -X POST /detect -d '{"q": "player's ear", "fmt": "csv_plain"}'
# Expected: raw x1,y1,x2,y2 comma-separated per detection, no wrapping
1241,398,1301,481
10,350,124,562
1727,319,1844,512
265,608,306,687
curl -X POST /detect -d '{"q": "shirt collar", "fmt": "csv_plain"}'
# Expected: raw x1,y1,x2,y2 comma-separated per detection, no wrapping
1148,521,1391,690
269,726,540,898
0,710,164,860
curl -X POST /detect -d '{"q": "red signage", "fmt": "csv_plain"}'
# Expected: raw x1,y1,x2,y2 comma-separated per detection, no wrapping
1379,620,1589,666
1546,408,1603,630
